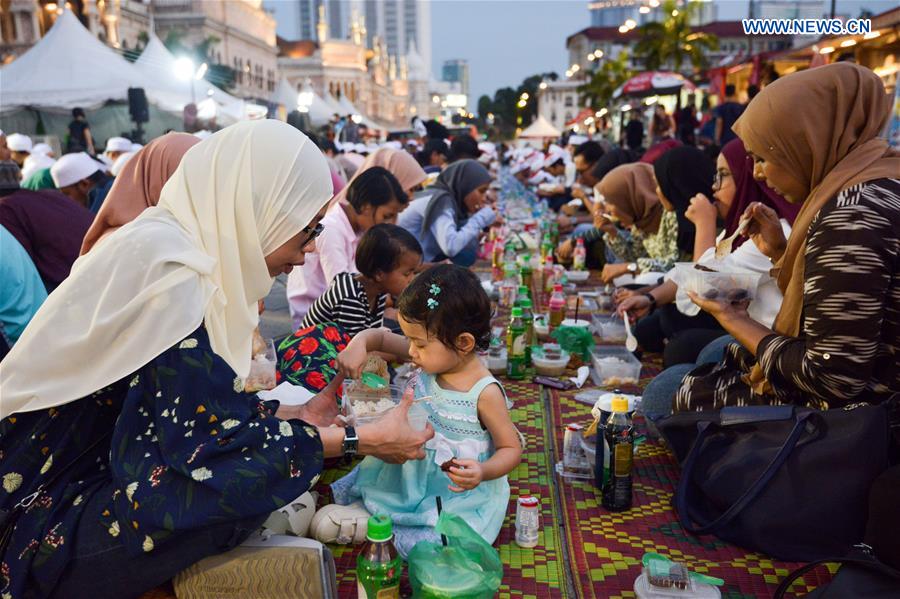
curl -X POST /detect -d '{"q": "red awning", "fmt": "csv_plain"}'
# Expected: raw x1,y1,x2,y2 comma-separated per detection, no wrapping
613,71,696,99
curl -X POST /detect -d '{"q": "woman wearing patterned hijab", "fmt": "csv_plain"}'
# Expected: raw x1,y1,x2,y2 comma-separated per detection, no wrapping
675,63,900,412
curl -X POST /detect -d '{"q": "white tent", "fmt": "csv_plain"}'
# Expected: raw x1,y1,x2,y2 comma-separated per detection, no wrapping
135,34,245,124
0,9,145,112
518,115,561,139
336,93,363,117
270,78,332,127
323,92,343,116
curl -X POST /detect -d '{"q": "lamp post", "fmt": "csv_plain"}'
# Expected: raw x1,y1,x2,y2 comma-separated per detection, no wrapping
296,78,315,131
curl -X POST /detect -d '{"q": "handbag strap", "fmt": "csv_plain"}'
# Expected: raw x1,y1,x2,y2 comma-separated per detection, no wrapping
773,551,900,599
675,411,816,536
12,430,113,511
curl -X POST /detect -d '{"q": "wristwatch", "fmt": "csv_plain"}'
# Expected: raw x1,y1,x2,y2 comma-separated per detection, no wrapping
642,292,658,313
626,262,638,273
342,425,358,458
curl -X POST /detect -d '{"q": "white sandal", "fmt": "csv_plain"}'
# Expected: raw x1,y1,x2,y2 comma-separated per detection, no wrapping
262,491,318,537
309,501,371,545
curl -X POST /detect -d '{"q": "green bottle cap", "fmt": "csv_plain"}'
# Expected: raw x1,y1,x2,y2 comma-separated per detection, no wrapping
511,307,523,318
518,285,528,294
367,514,393,542
521,298,533,309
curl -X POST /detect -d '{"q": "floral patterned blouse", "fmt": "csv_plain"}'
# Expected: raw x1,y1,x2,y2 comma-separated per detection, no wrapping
604,209,684,273
0,326,324,598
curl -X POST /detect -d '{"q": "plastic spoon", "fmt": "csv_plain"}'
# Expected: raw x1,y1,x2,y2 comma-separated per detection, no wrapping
622,312,638,352
360,372,387,389
714,217,750,260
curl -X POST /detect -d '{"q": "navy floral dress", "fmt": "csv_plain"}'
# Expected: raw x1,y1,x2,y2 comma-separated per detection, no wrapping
0,326,324,598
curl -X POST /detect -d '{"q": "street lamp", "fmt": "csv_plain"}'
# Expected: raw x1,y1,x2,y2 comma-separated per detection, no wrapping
174,57,207,106
297,79,314,113
539,81,548,90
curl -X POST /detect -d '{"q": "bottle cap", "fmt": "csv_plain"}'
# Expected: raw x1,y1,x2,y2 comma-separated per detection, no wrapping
611,397,630,413
553,284,563,292
518,285,529,295
518,496,539,507
366,514,393,542
511,307,523,318
521,298,533,309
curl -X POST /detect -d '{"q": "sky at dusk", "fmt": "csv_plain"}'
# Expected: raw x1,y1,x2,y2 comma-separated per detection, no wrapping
267,0,898,110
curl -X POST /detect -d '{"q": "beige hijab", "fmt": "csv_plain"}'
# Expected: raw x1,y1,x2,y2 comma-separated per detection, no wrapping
330,147,426,206
597,162,663,235
734,63,900,394
80,133,199,254
1,121,333,417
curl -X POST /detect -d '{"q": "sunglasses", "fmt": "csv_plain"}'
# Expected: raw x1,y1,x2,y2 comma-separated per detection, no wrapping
301,223,324,246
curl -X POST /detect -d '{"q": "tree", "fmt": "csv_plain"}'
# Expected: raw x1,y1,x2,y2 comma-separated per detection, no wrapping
123,31,149,63
477,95,493,121
578,51,634,110
162,30,236,91
634,0,718,73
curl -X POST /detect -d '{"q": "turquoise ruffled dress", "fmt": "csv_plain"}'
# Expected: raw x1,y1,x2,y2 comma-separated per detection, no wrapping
330,373,512,556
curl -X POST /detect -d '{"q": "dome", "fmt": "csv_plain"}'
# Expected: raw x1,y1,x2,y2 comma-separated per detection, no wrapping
406,40,429,81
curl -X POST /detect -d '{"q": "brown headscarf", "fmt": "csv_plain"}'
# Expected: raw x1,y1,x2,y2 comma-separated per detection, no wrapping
596,162,663,235
329,147,426,207
80,133,200,254
734,63,900,394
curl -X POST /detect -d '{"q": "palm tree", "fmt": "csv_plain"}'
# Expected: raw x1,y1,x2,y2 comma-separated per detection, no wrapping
634,0,718,73
578,51,634,110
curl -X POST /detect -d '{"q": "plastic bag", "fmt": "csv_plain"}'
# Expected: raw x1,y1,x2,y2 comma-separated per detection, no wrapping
408,512,503,598
551,325,595,361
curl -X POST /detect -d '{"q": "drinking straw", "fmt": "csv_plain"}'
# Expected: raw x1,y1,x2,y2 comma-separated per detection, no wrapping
435,496,448,546
574,296,581,324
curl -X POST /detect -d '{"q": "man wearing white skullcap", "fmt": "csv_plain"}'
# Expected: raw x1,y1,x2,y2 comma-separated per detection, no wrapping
104,137,132,162
50,152,113,213
21,150,56,181
110,151,136,177
7,134,33,167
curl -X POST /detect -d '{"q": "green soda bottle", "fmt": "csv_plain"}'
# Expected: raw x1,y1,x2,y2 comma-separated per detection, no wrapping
515,285,531,307
520,298,535,368
541,233,553,261
520,255,533,289
506,307,527,380
356,514,402,598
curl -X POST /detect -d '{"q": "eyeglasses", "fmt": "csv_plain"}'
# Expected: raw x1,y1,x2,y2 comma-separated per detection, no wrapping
301,223,324,246
713,169,732,191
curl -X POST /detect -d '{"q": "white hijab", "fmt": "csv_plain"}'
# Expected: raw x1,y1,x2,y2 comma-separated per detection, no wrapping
0,120,333,417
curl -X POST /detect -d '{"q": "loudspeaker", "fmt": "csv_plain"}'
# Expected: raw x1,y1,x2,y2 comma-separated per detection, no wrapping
128,87,149,124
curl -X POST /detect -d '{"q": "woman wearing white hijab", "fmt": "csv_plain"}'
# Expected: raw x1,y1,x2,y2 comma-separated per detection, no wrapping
0,121,431,598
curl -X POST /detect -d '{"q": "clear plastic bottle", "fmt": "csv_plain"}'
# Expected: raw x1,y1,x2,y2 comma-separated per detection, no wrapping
541,233,554,261
356,514,402,598
543,255,557,293
572,238,586,271
520,255,533,289
548,284,567,329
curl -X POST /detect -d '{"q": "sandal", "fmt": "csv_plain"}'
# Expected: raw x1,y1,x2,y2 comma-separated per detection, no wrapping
262,491,318,537
309,501,370,545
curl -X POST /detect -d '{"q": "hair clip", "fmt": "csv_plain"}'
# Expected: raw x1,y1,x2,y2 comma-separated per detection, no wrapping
429,283,442,296
427,298,439,310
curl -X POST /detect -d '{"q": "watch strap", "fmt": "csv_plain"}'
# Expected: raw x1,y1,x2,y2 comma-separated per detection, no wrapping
342,425,358,458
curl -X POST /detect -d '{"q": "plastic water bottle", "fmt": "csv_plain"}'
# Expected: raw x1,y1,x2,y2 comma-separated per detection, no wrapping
506,307,527,380
573,238,586,271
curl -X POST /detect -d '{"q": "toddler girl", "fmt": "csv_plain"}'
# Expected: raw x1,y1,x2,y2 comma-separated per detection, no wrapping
319,265,522,555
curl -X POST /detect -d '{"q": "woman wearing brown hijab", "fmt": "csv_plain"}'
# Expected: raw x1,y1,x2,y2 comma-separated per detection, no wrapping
595,162,686,284
674,62,900,413
80,133,199,254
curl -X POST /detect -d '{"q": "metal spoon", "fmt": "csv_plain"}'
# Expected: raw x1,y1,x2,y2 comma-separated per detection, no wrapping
622,312,638,352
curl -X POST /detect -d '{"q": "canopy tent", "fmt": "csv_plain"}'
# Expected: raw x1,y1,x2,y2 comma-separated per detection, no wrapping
518,115,561,139
613,71,697,99
0,9,144,113
270,78,332,127
322,92,343,116
134,34,246,124
335,93,363,117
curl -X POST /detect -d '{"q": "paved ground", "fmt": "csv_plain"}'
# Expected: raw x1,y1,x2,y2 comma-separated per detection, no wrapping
260,274,294,341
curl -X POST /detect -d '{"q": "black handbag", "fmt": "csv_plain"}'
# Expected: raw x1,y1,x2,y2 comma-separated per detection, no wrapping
657,402,892,562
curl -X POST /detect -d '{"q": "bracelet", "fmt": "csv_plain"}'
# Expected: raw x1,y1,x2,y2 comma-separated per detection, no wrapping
642,292,657,314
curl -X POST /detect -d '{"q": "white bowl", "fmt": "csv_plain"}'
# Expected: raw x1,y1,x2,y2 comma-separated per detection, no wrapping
566,270,590,283
560,318,591,329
